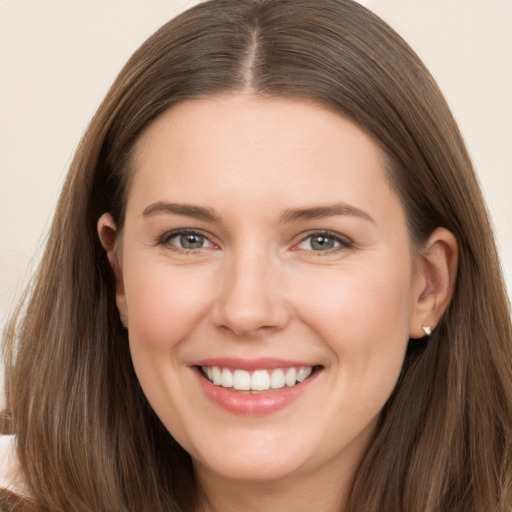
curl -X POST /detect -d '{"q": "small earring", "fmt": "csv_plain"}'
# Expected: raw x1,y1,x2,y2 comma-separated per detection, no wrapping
422,325,432,336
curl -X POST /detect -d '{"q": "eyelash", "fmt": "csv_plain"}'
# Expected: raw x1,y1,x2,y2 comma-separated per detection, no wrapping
296,230,353,253
157,229,353,254
157,229,216,253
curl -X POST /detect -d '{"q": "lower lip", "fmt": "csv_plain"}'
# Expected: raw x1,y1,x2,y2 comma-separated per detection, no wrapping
194,367,320,415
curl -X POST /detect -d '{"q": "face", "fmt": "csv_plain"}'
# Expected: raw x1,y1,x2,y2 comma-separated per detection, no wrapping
107,94,426,490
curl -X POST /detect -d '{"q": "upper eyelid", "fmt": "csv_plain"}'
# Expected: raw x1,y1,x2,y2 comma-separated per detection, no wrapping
297,229,353,244
158,228,216,245
156,228,353,248
293,232,354,256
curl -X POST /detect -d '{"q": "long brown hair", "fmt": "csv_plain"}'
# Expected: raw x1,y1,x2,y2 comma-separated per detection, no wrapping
2,1,511,510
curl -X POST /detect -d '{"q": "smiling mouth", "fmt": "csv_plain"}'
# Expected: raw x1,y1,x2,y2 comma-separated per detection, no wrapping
199,365,321,392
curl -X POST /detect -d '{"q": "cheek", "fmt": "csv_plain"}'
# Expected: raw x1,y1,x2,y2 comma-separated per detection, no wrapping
121,260,218,433
300,263,413,425
292,260,413,371
122,260,216,355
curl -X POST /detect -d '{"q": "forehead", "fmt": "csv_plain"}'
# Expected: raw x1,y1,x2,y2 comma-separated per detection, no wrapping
126,93,403,226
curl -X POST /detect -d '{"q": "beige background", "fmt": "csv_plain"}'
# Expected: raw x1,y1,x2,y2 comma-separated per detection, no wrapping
1,0,511,341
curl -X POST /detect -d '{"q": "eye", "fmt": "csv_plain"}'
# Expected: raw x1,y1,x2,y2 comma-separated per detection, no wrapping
160,230,215,250
296,231,352,252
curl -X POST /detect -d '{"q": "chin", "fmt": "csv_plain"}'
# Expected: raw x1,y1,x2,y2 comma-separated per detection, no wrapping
194,451,308,484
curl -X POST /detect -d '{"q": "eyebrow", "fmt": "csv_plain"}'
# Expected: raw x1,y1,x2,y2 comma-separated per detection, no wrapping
142,202,221,222
278,202,374,224
141,201,374,224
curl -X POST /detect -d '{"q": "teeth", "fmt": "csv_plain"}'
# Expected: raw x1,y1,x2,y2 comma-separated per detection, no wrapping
221,368,233,388
202,366,314,391
285,368,297,387
233,370,251,391
212,366,222,385
297,367,312,382
251,370,270,391
270,368,285,389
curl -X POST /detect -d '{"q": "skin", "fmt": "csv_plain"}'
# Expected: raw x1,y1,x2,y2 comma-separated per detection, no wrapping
98,94,457,512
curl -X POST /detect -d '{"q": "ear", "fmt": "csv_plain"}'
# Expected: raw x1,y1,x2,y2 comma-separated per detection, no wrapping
97,213,128,328
409,227,458,338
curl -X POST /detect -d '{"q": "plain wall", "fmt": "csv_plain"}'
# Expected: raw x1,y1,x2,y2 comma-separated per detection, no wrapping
1,0,511,390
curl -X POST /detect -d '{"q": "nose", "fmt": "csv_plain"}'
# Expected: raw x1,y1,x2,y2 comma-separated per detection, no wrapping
211,252,291,338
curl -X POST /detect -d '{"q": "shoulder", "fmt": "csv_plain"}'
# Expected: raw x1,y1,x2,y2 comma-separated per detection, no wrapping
0,436,29,504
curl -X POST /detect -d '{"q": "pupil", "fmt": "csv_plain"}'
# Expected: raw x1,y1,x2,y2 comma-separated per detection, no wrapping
312,236,334,250
181,234,203,249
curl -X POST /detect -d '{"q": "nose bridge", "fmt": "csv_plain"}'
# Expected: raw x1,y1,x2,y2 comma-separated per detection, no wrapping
212,243,289,336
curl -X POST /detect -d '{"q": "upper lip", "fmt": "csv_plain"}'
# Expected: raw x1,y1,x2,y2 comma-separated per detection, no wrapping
192,357,320,371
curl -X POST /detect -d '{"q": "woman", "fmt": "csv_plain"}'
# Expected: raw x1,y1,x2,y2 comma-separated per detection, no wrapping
1,0,511,511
